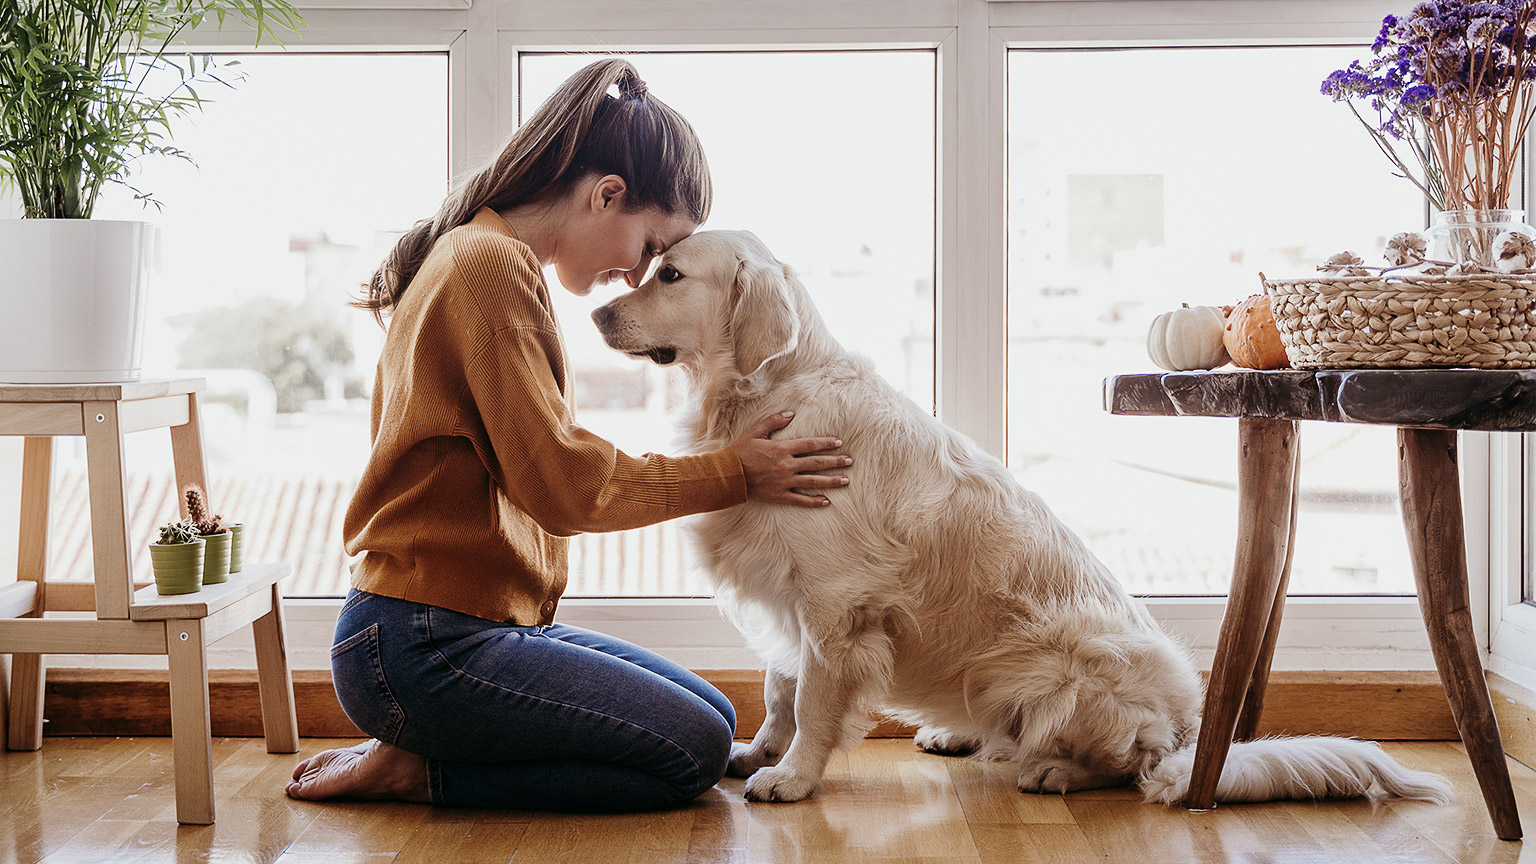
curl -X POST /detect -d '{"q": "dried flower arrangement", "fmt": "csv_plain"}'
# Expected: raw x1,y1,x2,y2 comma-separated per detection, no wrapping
1317,228,1536,275
1321,0,1536,212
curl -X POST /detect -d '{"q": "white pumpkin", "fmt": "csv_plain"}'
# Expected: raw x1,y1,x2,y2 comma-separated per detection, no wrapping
1147,304,1231,371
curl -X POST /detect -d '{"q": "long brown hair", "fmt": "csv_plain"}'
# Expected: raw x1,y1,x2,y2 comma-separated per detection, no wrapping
356,58,712,324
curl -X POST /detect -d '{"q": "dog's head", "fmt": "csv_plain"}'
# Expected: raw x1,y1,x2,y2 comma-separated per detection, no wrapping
591,230,800,379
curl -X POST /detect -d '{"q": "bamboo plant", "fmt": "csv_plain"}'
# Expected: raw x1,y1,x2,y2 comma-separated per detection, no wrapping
0,0,304,219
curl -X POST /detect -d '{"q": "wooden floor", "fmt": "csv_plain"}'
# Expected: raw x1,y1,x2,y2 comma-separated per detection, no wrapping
0,738,1533,863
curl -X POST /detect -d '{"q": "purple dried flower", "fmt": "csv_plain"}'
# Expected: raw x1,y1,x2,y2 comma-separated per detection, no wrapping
1324,0,1536,210
1469,15,1502,40
1402,83,1439,107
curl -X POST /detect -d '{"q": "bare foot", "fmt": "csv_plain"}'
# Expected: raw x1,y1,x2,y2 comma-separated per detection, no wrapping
286,739,430,803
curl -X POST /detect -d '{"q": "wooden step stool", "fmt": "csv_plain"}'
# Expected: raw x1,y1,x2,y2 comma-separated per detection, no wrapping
0,379,298,824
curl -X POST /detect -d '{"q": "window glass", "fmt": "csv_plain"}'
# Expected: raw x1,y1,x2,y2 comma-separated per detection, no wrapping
50,54,448,597
521,51,936,596
1007,47,1421,594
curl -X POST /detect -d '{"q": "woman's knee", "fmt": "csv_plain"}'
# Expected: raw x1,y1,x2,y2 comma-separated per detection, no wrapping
669,711,734,801
699,688,737,737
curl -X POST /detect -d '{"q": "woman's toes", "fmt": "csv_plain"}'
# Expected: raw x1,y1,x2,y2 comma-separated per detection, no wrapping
284,739,429,803
287,746,365,800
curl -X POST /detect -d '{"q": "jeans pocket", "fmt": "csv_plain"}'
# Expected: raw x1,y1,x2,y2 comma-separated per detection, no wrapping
330,623,406,745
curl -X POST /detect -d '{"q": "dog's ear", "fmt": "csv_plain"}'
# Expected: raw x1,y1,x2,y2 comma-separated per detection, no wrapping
730,253,800,378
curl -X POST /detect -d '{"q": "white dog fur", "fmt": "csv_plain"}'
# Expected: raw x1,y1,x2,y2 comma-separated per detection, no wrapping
591,230,1454,807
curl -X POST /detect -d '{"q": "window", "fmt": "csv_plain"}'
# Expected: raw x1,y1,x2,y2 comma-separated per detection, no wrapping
52,53,449,598
4,1,1528,678
1006,46,1423,596
520,51,937,596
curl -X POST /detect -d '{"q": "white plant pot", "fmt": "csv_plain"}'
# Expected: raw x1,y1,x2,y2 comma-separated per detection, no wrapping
0,219,154,383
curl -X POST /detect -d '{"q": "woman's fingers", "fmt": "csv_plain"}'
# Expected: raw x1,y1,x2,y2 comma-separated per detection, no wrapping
794,453,852,472
750,410,797,439
786,437,844,456
791,473,850,488
731,411,851,507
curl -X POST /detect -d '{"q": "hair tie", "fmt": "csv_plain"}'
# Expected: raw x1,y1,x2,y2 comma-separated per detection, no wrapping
624,77,649,100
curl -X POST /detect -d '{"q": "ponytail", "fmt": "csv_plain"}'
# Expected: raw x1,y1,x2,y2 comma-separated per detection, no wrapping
356,58,711,324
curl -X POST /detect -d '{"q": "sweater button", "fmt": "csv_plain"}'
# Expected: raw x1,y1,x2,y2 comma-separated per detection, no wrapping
540,599,556,619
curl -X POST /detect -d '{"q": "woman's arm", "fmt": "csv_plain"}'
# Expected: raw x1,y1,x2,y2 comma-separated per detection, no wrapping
462,325,845,535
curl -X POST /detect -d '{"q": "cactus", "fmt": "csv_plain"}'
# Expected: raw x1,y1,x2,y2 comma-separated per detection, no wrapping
182,484,227,536
157,521,200,545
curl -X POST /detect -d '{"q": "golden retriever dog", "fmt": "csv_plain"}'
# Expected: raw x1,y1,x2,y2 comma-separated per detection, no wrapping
590,230,1453,807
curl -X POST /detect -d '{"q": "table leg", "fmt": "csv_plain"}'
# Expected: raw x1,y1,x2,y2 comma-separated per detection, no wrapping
1399,428,1521,841
1235,445,1301,742
1183,418,1299,810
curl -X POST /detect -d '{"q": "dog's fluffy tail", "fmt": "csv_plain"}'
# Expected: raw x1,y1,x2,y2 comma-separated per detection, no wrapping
1137,736,1453,805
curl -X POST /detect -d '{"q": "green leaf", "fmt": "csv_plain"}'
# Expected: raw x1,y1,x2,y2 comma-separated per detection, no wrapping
2,0,304,216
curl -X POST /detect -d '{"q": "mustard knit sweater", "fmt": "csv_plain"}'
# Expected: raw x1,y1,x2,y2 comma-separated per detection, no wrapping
343,207,747,624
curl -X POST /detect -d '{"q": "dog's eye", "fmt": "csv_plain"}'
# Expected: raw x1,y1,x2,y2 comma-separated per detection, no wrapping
657,266,682,284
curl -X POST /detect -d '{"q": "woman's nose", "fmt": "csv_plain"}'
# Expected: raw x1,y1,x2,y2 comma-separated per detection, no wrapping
623,264,647,289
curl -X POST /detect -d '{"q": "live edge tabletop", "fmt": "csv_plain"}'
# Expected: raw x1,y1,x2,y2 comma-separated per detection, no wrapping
1104,368,1536,431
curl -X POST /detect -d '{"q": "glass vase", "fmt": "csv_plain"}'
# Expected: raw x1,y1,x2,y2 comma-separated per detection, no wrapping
1424,209,1536,269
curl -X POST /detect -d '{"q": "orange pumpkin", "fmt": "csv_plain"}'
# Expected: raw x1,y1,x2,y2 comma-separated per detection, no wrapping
1223,294,1290,370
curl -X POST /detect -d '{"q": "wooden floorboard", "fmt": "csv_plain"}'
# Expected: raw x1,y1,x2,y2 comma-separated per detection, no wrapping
0,738,1529,863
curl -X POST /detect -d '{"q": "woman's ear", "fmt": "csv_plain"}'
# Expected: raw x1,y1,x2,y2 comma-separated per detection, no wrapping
590,174,628,212
730,254,800,378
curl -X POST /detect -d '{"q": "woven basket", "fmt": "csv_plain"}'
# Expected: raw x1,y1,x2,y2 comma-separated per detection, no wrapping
1261,272,1536,369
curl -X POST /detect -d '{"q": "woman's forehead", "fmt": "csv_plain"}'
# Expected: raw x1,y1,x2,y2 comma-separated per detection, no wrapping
647,209,699,250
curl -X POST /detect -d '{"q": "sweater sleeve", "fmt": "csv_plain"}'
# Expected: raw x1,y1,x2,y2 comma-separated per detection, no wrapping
460,323,747,537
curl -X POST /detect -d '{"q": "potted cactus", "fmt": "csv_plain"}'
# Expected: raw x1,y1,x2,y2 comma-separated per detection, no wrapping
228,519,247,575
149,521,205,596
184,484,232,585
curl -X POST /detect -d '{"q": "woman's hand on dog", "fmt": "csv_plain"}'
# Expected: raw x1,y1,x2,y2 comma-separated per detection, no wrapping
732,411,851,508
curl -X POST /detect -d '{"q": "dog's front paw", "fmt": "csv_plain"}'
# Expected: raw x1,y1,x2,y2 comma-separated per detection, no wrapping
727,742,781,778
743,765,819,803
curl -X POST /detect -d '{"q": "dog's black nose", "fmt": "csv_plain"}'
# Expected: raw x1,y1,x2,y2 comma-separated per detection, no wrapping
591,306,615,330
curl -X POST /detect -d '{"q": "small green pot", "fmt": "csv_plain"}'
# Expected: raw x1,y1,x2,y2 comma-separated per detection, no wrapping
228,524,245,574
150,538,206,595
201,531,232,585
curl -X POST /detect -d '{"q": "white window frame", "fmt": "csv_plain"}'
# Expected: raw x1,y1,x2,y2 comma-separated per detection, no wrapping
20,0,1532,680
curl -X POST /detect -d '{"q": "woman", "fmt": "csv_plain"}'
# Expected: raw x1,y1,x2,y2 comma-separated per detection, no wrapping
286,59,850,811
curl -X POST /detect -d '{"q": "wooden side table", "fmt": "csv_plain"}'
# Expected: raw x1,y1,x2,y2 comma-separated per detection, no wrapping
0,379,298,824
1105,368,1525,840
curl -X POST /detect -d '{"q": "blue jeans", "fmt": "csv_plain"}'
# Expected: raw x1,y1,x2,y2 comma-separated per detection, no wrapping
329,589,736,811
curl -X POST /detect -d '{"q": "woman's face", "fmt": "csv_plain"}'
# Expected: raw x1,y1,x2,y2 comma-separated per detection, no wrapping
555,175,699,297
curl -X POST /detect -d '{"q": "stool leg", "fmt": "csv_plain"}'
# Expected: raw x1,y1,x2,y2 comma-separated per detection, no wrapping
82,403,134,621
1235,446,1301,742
9,437,53,751
253,584,298,754
1399,428,1521,840
167,618,215,825
1184,418,1299,810
169,392,210,518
